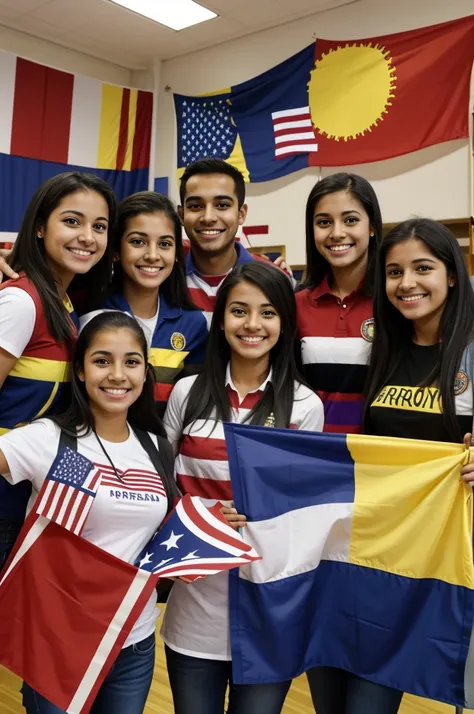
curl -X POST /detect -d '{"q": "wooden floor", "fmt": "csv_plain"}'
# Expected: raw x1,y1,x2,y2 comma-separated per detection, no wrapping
0,610,454,714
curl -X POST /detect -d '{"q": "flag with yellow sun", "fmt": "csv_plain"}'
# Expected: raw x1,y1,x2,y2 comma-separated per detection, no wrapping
174,15,474,182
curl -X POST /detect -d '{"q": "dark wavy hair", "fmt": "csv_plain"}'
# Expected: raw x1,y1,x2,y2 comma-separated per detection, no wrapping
50,311,166,438
183,262,306,430
111,191,196,310
8,172,116,345
179,158,246,209
364,218,474,441
300,172,383,294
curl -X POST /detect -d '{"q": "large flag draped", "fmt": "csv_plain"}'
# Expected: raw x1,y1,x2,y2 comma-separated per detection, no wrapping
0,448,258,714
224,422,474,708
174,15,474,182
0,52,153,244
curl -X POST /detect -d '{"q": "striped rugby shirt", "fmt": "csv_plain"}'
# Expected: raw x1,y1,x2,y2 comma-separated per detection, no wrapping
296,276,373,434
161,368,324,660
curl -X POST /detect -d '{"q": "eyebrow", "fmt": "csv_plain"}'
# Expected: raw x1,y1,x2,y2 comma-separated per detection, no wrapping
229,301,274,308
386,258,438,268
314,210,361,218
185,194,234,203
126,231,175,240
90,350,143,357
60,209,108,221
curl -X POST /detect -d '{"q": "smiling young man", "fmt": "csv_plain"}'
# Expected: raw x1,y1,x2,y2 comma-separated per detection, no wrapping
179,158,289,325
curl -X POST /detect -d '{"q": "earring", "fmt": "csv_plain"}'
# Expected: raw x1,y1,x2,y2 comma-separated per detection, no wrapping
37,233,43,239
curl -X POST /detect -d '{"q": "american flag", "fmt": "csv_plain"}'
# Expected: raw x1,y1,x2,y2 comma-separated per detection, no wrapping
35,447,101,535
96,462,166,497
271,106,318,158
177,96,237,165
135,494,260,580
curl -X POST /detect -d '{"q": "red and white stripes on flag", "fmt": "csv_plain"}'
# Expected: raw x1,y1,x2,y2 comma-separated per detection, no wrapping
272,106,318,158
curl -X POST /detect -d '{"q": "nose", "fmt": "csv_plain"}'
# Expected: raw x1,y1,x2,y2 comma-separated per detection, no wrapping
201,204,217,223
144,244,160,262
108,362,126,383
78,224,95,245
244,311,262,332
399,271,417,291
329,221,346,240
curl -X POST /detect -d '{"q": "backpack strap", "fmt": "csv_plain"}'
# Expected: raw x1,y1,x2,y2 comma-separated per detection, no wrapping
132,428,180,515
58,430,78,452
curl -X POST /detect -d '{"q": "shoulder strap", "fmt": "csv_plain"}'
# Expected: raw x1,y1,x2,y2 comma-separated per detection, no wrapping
58,429,77,452
132,428,179,515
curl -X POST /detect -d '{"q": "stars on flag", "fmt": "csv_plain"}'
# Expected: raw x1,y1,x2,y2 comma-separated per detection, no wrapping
177,96,237,165
160,531,183,550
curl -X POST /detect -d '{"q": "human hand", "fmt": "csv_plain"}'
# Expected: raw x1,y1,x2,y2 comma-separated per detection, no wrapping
460,433,474,486
220,501,247,529
273,255,293,278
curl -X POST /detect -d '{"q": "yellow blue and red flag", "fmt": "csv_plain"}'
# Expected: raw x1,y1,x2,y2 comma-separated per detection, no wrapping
224,423,474,708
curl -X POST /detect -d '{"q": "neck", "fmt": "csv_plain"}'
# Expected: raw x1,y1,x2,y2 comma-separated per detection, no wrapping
412,314,441,346
91,408,130,442
123,279,159,319
330,255,368,300
191,242,237,276
45,259,73,299
229,353,270,399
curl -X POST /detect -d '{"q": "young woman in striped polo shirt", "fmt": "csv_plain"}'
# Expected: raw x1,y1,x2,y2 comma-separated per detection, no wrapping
162,261,324,714
296,172,383,434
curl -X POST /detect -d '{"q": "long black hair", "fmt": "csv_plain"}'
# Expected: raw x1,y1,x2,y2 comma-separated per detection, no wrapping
50,311,166,438
300,172,383,294
8,172,116,345
364,218,474,441
183,262,306,429
111,191,197,310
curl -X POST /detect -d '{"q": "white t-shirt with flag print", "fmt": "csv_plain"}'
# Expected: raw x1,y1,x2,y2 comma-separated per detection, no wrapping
0,419,168,647
161,369,324,660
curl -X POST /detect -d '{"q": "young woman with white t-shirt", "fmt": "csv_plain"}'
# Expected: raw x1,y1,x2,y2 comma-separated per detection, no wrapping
162,261,325,714
0,311,179,714
0,172,116,568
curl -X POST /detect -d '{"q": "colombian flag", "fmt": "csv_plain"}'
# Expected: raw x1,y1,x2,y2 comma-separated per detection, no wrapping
224,423,474,708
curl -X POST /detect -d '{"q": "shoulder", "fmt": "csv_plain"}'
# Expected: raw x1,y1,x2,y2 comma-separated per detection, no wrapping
0,285,36,314
171,374,199,399
295,288,312,307
294,382,319,402
177,307,208,335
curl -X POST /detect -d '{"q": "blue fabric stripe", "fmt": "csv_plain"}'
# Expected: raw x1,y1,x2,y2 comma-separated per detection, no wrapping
224,423,355,521
229,561,474,706
0,152,149,232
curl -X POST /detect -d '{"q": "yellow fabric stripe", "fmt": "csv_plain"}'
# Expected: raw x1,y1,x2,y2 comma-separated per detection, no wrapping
34,382,60,418
201,87,232,97
227,133,250,182
123,89,138,171
97,84,123,170
0,427,9,435
63,294,74,314
10,357,71,383
372,385,441,414
347,434,473,588
149,348,189,370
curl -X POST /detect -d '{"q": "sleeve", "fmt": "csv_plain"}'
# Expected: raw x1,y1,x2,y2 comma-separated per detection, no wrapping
78,309,105,332
0,420,58,490
182,312,209,372
0,287,36,358
163,379,189,455
296,388,325,432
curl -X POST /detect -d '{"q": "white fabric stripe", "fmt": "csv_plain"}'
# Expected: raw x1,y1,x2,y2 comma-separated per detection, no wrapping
0,52,16,154
68,75,102,168
192,496,259,558
0,232,17,243
275,131,316,144
178,454,230,482
68,569,152,714
203,311,212,329
301,335,371,366
177,499,248,557
56,487,75,525
0,516,49,586
272,106,310,119
36,480,55,515
239,502,353,584
74,499,91,535
64,493,87,532
45,483,65,520
273,118,312,131
276,143,318,156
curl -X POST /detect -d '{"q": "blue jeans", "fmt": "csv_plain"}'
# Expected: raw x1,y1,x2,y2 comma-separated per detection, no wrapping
0,519,22,571
22,633,156,714
165,645,291,714
306,666,403,714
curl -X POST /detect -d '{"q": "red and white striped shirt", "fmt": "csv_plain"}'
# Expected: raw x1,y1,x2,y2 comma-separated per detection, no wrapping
161,369,324,660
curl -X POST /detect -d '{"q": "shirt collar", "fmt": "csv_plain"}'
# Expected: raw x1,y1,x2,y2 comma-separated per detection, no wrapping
105,290,181,321
312,274,365,301
185,241,255,276
225,363,273,394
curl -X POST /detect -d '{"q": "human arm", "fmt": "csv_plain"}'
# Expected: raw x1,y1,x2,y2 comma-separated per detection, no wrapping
163,378,189,456
0,288,36,389
0,420,55,487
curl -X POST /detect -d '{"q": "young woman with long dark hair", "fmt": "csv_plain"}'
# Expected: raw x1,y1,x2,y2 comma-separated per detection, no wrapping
162,261,324,714
0,311,179,714
296,173,383,434
81,191,208,415
307,218,474,714
0,171,116,567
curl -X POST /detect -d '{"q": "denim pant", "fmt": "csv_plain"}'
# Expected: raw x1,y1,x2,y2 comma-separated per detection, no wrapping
0,519,22,571
306,666,403,714
22,633,156,714
165,645,291,714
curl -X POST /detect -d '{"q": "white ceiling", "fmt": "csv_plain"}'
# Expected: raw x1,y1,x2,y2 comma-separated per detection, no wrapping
0,0,359,69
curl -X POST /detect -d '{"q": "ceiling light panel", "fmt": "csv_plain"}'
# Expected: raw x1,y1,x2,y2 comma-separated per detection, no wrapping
109,0,217,31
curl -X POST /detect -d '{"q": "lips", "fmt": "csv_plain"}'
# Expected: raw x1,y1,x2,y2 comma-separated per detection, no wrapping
237,335,266,343
67,247,94,257
196,229,225,237
136,266,163,274
326,243,355,253
398,294,428,303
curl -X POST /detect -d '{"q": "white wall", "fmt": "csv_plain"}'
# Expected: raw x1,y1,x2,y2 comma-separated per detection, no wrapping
156,0,474,265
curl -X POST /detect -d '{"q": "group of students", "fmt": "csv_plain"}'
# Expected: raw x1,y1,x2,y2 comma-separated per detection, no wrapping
0,158,473,714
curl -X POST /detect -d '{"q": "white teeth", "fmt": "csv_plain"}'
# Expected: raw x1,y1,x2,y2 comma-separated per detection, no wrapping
138,266,161,273
199,230,222,236
399,295,426,302
328,244,353,252
103,388,128,395
239,336,265,343
69,248,92,256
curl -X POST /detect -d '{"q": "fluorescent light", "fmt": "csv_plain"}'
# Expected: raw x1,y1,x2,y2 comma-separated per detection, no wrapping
110,0,217,31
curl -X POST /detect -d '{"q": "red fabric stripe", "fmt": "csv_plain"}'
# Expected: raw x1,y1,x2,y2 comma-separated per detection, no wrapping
272,112,309,126
187,288,216,312
131,90,153,170
69,493,86,534
198,273,227,287
116,88,130,171
154,382,174,403
242,225,269,236
180,434,228,461
317,391,364,403
324,424,362,434
10,58,73,162
181,494,252,551
177,474,233,501
275,136,317,148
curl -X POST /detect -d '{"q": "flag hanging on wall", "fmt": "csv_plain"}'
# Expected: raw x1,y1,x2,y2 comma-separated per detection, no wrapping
174,14,474,182
0,52,153,244
224,422,474,708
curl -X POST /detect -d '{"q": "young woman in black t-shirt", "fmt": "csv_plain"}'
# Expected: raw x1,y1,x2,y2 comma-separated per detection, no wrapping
307,218,474,714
